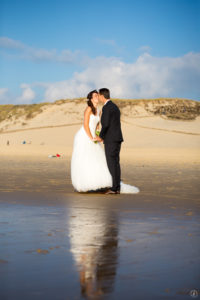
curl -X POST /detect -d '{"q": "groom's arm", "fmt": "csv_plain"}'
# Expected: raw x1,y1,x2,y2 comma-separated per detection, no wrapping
99,107,110,140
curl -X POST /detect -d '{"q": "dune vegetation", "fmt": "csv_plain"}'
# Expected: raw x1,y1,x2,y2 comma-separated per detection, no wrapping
0,103,50,123
0,98,199,124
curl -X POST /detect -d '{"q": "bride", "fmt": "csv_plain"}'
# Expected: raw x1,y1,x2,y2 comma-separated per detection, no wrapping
71,90,139,194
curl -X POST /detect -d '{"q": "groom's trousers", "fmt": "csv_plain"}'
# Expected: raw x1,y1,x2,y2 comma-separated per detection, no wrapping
104,142,121,192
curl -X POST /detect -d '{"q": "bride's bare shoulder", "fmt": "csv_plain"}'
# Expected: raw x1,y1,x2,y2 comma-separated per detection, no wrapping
84,106,92,115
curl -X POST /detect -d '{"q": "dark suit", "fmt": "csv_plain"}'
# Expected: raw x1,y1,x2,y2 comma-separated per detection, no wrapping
99,100,123,192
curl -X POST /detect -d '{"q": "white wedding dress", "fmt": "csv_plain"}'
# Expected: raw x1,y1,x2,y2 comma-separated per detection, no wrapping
71,110,139,194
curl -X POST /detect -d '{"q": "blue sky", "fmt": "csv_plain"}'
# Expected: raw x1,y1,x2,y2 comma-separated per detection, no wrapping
0,0,200,104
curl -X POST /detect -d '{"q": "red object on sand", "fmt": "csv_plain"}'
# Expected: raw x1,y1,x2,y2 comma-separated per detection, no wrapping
56,154,61,157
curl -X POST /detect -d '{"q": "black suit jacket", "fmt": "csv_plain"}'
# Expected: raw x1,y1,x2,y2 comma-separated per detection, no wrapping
99,100,123,143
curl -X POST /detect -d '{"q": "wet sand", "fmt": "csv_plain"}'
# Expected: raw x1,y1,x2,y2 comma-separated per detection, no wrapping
0,156,200,299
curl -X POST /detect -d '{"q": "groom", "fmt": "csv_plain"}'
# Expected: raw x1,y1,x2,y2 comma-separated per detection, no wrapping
96,88,123,194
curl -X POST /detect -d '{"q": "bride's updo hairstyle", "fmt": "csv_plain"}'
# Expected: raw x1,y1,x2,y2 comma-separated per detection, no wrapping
87,90,98,115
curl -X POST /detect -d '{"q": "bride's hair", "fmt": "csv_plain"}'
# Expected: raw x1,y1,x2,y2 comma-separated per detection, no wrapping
87,90,98,115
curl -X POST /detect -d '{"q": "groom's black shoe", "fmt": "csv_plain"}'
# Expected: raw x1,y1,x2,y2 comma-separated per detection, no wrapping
105,189,120,195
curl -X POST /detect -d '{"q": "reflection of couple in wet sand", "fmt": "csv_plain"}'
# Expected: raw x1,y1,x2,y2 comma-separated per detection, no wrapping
68,206,118,299
71,88,139,194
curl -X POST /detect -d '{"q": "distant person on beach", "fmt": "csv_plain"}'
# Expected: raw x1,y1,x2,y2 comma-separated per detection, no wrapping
70,88,139,194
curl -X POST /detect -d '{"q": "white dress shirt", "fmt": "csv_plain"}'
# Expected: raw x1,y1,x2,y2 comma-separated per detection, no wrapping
103,99,110,106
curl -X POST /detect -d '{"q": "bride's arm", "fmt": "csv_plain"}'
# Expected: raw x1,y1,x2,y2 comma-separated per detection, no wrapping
84,107,93,140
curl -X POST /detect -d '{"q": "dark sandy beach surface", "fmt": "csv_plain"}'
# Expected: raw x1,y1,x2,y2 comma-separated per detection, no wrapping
0,156,200,300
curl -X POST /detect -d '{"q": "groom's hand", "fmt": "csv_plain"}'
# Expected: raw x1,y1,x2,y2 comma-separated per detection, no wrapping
95,136,103,142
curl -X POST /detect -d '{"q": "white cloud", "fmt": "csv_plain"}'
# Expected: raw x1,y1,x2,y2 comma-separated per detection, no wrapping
0,36,83,64
95,38,117,47
41,52,200,101
0,37,25,50
0,88,9,104
16,84,36,104
0,85,36,104
139,45,152,53
0,88,9,97
1,51,200,104
95,38,125,55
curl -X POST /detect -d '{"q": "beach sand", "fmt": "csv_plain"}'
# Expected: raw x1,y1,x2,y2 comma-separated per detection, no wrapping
0,155,200,299
0,114,200,299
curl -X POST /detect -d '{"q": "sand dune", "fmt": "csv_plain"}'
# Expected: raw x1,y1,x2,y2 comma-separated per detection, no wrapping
123,116,200,135
0,98,199,164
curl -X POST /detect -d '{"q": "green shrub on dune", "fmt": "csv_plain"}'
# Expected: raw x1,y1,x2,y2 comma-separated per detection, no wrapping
0,98,199,123
0,103,50,122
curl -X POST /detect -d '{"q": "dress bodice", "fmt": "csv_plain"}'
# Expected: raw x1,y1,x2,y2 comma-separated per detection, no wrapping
89,112,100,138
